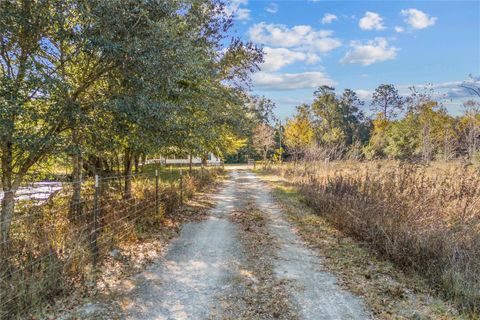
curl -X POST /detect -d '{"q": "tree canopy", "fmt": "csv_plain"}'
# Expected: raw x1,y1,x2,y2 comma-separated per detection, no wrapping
281,83,479,163
0,0,263,245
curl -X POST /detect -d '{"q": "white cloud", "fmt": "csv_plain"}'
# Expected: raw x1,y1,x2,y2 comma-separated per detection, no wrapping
419,80,477,99
226,0,250,21
261,47,319,72
236,8,250,20
305,53,321,64
355,78,478,109
445,88,471,99
310,37,343,52
225,0,246,13
266,2,278,13
359,11,386,31
395,79,478,101
321,13,338,24
355,89,373,100
252,71,335,90
430,81,463,90
248,22,341,52
394,26,404,33
340,38,398,65
401,9,437,29
274,97,314,106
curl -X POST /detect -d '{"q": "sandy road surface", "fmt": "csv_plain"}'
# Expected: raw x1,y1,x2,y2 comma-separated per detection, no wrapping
74,170,369,319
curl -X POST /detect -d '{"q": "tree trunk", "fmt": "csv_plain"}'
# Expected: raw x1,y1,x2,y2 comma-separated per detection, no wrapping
70,127,83,218
444,130,449,162
70,150,83,218
1,137,16,250
383,99,388,120
115,152,121,175
103,158,110,174
134,154,140,174
0,189,15,252
467,121,478,159
189,154,193,174
124,148,133,199
422,124,431,162
263,148,268,167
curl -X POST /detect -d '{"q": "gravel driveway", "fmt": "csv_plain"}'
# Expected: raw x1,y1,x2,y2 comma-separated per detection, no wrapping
76,170,369,319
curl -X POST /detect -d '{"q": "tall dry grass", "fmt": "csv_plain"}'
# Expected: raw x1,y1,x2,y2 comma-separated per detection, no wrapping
272,161,480,313
0,167,221,319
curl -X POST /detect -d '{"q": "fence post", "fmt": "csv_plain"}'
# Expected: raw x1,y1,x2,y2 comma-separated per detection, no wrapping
92,174,100,270
179,169,183,205
155,168,159,215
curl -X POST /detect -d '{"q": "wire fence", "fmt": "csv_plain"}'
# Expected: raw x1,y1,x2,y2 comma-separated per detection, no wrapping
0,164,223,319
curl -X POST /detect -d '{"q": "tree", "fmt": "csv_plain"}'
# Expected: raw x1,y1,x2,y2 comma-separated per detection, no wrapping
0,0,264,247
384,113,419,160
405,86,457,161
43,0,120,212
85,0,262,195
252,123,275,164
405,84,438,113
460,100,480,159
417,101,440,162
460,75,480,97
339,89,369,145
311,86,345,147
229,95,276,163
310,86,367,158
0,0,70,245
371,84,404,120
363,113,389,160
284,111,314,161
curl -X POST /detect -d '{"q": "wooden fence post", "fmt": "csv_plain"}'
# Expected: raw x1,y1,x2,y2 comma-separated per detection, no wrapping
155,168,159,215
179,169,183,205
91,175,100,270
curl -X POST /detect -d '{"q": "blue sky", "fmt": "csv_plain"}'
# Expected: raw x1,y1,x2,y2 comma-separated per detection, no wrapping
227,0,480,119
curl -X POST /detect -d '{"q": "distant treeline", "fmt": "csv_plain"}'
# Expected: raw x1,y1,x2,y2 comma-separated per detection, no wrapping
283,83,480,162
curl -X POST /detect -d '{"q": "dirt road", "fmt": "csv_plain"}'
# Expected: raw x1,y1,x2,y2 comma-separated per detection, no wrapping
75,170,369,319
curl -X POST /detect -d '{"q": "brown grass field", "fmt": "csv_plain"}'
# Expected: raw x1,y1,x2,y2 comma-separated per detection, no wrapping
267,161,480,314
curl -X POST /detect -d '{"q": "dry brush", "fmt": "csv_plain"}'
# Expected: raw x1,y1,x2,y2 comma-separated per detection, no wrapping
271,161,480,314
0,167,221,319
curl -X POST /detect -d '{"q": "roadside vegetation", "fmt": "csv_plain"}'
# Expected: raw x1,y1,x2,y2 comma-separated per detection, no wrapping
261,161,479,317
250,80,480,316
241,68,480,314
260,172,465,319
1,0,479,318
0,0,271,317
1,166,223,318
